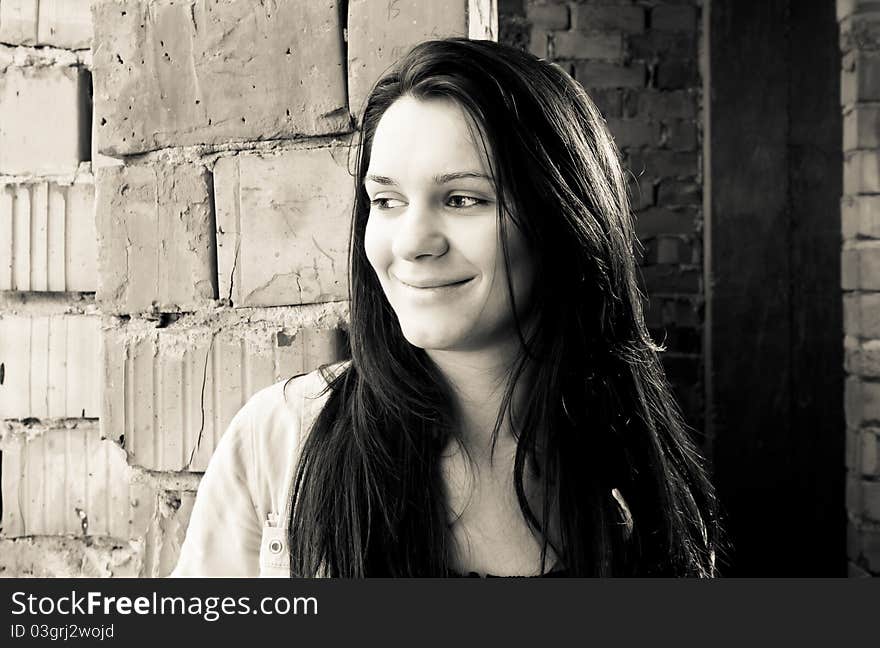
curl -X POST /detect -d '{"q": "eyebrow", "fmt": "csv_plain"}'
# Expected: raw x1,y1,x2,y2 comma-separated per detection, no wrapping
364,171,493,186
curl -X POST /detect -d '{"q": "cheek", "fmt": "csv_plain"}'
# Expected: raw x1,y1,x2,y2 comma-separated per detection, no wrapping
363,217,389,276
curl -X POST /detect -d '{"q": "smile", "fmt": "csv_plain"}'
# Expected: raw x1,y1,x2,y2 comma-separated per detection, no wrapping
394,275,475,290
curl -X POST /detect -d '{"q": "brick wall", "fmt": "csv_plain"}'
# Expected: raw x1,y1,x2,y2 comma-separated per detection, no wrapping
840,0,880,578
0,0,496,578
500,0,705,433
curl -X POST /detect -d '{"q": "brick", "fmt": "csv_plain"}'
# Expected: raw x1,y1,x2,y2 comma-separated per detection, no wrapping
37,0,92,49
102,322,346,472
0,536,142,578
0,422,132,537
95,162,216,314
661,119,698,151
92,0,348,156
0,64,90,175
846,241,880,289
843,196,860,239
848,195,880,237
606,118,660,148
845,334,860,374
861,524,880,571
846,376,880,425
842,246,859,289
848,426,861,473
0,0,37,45
657,179,701,205
651,5,698,32
627,90,697,120
571,5,645,34
844,293,860,335
0,314,100,418
0,178,96,292
844,292,880,337
846,377,863,426
843,104,880,151
865,481,880,520
847,472,863,512
529,26,550,58
862,428,880,476
628,150,699,180
634,206,699,237
842,51,880,105
655,59,700,89
861,378,880,427
141,489,195,578
667,238,698,267
848,515,862,558
586,88,623,117
347,0,487,117
841,12,880,53
500,14,530,52
640,264,701,293
551,31,623,61
645,295,701,329
526,4,569,30
839,0,880,21
627,173,656,210
575,61,646,88
214,145,351,308
848,338,880,376
843,150,880,194
91,102,123,171
641,235,698,265
500,0,525,18
628,31,697,60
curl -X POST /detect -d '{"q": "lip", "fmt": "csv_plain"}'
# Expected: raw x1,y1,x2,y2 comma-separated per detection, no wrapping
393,274,475,290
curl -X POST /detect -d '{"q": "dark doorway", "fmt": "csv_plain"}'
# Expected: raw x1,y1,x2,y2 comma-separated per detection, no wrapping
707,0,845,575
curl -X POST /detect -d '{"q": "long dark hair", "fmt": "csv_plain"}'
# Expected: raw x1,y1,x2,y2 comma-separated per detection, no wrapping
288,38,721,577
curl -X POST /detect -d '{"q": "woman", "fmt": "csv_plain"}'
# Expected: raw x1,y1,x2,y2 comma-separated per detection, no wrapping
173,38,720,578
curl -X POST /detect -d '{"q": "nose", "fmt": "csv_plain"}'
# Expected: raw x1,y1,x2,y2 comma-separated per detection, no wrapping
391,201,448,260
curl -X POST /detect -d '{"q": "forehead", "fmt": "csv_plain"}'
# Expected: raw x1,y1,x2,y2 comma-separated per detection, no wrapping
368,96,492,178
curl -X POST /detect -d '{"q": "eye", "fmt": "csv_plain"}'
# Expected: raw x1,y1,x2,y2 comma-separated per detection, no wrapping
370,197,406,210
446,195,486,209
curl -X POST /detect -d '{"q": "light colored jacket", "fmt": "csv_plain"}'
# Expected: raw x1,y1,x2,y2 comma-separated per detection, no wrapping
171,365,337,577
172,361,635,577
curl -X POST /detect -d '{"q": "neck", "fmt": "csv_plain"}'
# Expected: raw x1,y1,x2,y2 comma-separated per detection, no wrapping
427,339,526,460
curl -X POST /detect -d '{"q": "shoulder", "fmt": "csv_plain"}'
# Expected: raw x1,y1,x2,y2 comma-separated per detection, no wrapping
232,359,350,451
173,361,350,577
226,360,350,502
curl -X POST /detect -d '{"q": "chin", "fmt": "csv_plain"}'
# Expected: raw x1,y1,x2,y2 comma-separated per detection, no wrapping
398,322,471,352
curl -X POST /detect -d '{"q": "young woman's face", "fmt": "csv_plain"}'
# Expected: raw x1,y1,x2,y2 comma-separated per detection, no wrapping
363,96,534,353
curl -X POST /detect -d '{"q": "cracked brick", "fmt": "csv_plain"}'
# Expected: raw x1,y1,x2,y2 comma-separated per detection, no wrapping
214,144,351,308
0,421,132,537
0,536,142,577
95,161,217,314
102,320,347,472
347,0,490,117
92,0,349,156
